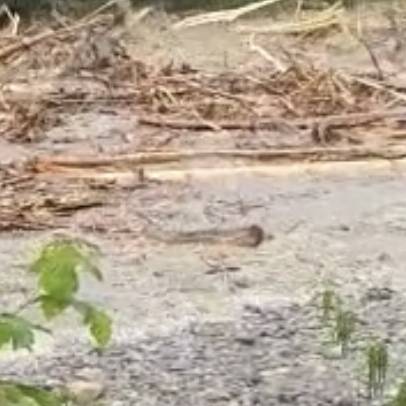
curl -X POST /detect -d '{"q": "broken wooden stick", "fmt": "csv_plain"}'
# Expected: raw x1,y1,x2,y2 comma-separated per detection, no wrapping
33,145,406,175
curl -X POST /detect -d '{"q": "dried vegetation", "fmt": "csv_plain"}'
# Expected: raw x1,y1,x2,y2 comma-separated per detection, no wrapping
1,0,406,230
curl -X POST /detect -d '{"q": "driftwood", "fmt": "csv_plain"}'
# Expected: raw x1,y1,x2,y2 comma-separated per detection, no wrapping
144,224,266,248
34,145,406,174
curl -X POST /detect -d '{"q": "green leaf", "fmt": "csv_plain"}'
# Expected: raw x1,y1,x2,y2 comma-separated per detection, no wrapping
88,309,112,348
72,301,112,348
30,238,103,299
26,237,111,349
39,265,78,302
0,382,63,406
38,296,71,320
0,321,11,348
0,315,49,352
17,384,62,406
0,315,35,351
30,241,82,275
0,383,27,405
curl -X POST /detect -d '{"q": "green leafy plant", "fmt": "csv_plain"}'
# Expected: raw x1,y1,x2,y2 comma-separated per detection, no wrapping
319,286,356,357
0,235,112,406
0,381,62,406
365,339,388,399
318,287,356,357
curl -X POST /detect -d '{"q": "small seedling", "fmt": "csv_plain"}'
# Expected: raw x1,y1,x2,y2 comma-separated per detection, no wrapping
332,307,356,356
365,340,388,399
0,236,112,406
320,288,339,323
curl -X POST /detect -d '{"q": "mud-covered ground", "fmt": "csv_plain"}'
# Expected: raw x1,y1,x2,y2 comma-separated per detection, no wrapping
2,3,406,405
3,161,406,405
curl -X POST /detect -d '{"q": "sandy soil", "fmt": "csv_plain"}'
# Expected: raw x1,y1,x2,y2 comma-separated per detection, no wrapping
3,161,406,405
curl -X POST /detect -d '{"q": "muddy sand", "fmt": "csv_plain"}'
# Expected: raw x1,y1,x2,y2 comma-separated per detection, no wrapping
2,3,406,405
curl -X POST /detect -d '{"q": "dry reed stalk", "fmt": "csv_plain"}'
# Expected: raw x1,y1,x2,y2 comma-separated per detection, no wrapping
173,0,284,30
236,1,344,34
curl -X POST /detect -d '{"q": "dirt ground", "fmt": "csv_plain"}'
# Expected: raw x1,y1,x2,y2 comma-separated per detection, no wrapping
2,3,406,405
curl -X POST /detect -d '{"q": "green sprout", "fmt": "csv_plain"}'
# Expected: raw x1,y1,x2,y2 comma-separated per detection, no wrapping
320,288,339,323
365,340,388,399
332,307,356,356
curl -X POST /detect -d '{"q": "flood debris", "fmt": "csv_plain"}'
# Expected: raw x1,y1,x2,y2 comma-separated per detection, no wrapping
1,2,406,235
0,6,405,147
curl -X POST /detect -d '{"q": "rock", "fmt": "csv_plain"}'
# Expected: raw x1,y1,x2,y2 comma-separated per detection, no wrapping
364,286,394,302
64,380,105,405
63,368,106,405
233,277,251,289
235,335,256,346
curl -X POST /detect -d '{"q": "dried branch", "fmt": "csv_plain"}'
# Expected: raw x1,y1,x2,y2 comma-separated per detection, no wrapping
173,0,284,30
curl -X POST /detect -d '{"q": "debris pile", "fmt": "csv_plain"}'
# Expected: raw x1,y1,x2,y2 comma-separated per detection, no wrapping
1,5,406,231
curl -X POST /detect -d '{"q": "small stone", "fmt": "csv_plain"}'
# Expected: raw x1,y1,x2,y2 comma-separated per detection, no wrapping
243,303,264,315
64,380,105,405
277,392,299,403
64,368,106,405
364,286,394,302
233,277,251,289
332,396,354,406
377,252,392,262
235,335,256,346
205,388,231,401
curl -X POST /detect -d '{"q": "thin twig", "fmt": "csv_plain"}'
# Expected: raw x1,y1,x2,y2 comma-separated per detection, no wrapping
236,1,343,34
79,0,121,23
137,109,406,132
339,72,406,103
173,0,284,30
137,114,297,131
357,36,384,81
0,14,108,61
248,34,287,72
14,296,41,315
